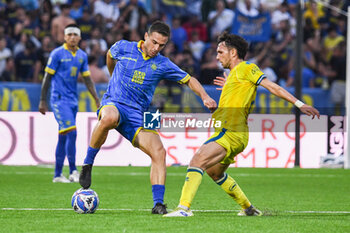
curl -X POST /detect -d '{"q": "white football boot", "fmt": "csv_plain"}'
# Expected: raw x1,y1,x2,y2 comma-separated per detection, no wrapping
163,207,193,217
52,174,71,183
69,170,79,183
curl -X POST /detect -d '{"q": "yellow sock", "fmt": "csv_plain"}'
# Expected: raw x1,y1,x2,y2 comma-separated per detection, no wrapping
179,167,204,208
216,173,251,209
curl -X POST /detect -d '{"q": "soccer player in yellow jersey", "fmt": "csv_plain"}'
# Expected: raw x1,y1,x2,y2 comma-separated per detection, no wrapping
164,32,320,217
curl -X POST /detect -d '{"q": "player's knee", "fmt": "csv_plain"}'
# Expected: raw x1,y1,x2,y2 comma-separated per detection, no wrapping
152,147,166,163
99,114,118,128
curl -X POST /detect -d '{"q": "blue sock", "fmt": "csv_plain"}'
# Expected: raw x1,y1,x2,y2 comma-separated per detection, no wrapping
65,130,77,173
55,134,67,177
152,184,165,207
84,146,100,165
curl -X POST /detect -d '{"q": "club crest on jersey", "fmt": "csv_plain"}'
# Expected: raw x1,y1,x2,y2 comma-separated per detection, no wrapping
151,63,157,71
79,58,83,63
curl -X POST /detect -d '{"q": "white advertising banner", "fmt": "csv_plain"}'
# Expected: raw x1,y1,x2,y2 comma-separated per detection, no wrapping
0,112,327,168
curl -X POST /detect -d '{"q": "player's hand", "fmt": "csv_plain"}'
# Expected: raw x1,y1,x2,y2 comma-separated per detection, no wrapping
299,104,320,119
39,100,48,115
213,73,227,90
203,96,217,112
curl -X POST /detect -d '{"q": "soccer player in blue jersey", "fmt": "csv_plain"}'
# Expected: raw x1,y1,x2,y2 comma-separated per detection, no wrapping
39,24,100,183
79,21,217,214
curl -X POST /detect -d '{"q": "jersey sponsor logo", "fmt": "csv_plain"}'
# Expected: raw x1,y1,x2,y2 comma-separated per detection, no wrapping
121,56,137,62
61,58,72,62
132,70,146,84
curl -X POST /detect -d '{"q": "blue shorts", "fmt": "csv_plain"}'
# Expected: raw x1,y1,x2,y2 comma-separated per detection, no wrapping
51,100,78,133
97,99,145,145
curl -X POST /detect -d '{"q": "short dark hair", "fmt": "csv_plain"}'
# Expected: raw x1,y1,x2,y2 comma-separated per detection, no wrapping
218,32,248,59
148,20,170,37
65,24,80,29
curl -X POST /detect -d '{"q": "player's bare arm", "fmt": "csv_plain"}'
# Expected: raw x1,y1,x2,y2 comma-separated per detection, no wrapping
186,77,217,112
82,76,100,108
260,78,320,119
39,72,52,115
106,50,116,76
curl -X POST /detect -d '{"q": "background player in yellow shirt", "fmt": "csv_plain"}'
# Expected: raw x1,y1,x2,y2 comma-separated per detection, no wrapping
164,32,320,217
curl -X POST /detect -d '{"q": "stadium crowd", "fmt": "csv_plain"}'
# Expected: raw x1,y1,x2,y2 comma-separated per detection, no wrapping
0,0,348,108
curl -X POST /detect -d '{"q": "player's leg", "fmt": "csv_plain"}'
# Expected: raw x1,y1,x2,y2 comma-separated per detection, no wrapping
52,132,70,183
134,130,167,214
65,129,78,182
206,163,261,216
65,105,79,182
164,141,226,217
51,101,70,183
80,106,120,189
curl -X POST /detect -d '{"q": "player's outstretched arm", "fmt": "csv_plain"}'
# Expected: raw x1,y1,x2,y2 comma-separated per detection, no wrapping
186,77,217,112
82,76,100,108
39,72,52,115
260,78,320,119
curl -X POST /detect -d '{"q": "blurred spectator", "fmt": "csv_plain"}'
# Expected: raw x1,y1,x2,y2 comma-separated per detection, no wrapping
51,4,75,44
15,0,39,11
259,55,278,83
322,24,344,61
69,0,83,20
170,17,187,52
236,0,260,16
76,8,96,40
199,47,222,84
36,35,56,81
94,0,121,29
271,2,291,32
303,0,325,30
286,67,316,88
87,27,107,54
120,0,148,32
328,41,346,115
36,12,52,40
208,0,234,40
201,0,216,22
188,31,204,61
0,37,12,80
14,40,39,82
183,14,208,42
88,56,109,83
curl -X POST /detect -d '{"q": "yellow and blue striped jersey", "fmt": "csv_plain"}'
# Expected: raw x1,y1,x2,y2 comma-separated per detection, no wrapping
213,61,265,132
106,40,190,111
45,43,90,102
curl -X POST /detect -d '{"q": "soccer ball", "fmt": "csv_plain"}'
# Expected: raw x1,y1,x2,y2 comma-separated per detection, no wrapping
71,188,99,214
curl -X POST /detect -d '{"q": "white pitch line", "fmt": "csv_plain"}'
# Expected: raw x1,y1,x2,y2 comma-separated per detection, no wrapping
0,171,343,178
2,208,350,214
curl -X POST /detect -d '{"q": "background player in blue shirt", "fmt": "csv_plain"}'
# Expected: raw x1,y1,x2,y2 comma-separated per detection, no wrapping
39,24,100,183
80,21,217,214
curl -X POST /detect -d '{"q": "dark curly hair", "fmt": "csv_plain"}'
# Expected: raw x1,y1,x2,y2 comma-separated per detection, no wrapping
218,32,248,59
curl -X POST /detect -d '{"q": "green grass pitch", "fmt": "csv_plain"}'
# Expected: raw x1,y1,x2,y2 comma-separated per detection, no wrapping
1,165,350,233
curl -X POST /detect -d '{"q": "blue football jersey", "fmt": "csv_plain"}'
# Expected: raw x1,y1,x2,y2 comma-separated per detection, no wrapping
45,43,90,102
105,40,190,111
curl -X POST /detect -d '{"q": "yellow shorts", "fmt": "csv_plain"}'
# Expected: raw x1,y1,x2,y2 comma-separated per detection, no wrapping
204,128,248,164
